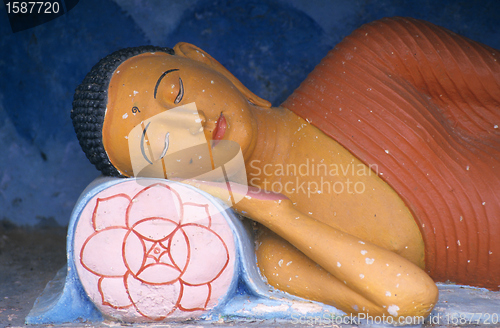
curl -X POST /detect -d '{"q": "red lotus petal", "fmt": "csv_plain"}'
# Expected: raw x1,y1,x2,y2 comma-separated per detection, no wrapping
178,284,210,311
181,203,211,227
136,263,181,284
126,273,181,319
127,184,182,228
132,218,178,241
167,228,189,271
123,231,146,275
177,225,229,285
80,228,128,277
98,277,132,308
92,194,131,231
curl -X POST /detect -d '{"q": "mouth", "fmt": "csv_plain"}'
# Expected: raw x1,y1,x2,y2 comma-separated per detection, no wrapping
212,112,227,141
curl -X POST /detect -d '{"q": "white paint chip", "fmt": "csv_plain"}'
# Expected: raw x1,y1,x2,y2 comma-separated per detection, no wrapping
365,258,375,265
387,305,399,316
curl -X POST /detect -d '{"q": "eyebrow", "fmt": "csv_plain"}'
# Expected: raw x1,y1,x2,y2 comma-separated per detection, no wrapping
154,68,179,99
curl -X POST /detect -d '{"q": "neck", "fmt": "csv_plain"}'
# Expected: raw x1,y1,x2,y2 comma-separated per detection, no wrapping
245,105,302,181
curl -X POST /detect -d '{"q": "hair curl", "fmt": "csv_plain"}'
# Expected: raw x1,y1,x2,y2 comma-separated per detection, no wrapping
71,46,174,176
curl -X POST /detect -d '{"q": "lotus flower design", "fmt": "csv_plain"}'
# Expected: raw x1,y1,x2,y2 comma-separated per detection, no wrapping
75,182,235,321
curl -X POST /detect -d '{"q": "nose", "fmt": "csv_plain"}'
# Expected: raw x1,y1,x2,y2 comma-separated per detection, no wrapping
162,107,206,135
189,111,206,134
196,111,207,127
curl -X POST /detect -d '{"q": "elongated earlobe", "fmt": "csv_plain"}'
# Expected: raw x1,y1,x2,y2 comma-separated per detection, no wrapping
173,42,271,108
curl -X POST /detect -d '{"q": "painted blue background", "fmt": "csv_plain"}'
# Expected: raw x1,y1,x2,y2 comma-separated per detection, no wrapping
0,0,499,226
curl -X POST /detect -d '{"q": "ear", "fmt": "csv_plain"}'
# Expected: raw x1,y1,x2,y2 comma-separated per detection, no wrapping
173,42,271,108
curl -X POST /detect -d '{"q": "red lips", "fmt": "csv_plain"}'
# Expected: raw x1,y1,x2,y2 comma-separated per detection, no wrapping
212,112,226,140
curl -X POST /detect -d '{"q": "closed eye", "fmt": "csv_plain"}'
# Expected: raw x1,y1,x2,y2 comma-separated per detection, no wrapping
154,68,179,100
174,77,184,104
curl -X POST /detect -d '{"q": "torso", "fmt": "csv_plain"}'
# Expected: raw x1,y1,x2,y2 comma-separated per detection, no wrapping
247,107,425,267
279,17,500,289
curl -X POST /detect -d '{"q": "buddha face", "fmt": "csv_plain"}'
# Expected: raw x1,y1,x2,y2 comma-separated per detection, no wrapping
103,47,264,177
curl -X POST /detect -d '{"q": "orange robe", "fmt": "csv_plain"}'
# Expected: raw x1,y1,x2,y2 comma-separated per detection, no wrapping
283,17,500,290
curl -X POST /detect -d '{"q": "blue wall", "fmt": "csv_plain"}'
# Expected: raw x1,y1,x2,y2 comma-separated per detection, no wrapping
0,0,499,226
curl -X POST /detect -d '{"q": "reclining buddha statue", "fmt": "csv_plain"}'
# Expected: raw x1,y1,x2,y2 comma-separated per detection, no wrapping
70,17,499,320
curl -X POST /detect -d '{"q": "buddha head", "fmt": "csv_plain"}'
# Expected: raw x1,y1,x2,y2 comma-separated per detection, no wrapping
72,43,271,178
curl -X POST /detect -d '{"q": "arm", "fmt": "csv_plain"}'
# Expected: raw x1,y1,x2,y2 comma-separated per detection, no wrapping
181,179,438,318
